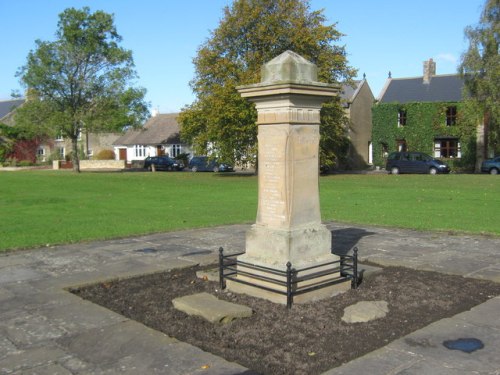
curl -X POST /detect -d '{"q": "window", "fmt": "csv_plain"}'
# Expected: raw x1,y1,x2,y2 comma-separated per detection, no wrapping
398,109,407,127
434,138,461,158
396,139,407,152
58,147,65,159
171,144,181,157
134,145,146,158
55,132,63,141
446,106,457,126
37,147,45,156
381,142,389,158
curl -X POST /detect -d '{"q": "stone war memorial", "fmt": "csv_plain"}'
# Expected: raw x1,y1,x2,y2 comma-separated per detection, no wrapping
220,51,357,306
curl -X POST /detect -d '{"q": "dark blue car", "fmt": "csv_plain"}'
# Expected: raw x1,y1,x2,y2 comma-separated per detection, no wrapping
188,156,234,172
481,156,500,175
386,152,450,175
144,156,184,171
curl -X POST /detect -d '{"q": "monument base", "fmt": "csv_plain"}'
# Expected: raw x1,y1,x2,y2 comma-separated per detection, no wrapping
241,223,334,268
226,276,351,305
224,223,352,305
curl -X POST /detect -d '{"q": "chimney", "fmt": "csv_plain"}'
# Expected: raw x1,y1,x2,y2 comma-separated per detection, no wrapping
423,58,436,84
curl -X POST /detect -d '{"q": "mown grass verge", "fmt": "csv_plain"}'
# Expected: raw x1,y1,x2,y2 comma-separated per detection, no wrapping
0,170,498,251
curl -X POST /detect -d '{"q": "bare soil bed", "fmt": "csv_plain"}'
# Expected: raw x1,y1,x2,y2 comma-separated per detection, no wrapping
72,265,500,375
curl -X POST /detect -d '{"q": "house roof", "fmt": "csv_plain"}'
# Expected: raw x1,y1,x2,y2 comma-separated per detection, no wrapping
0,99,25,122
340,79,374,108
113,113,181,146
378,74,464,103
340,80,363,103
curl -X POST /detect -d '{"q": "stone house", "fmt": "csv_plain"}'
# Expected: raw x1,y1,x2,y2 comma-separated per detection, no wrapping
113,112,192,164
46,132,121,162
340,79,375,169
0,98,25,126
371,59,480,171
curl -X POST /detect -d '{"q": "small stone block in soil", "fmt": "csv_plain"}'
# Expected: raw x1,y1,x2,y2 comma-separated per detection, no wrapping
172,292,253,323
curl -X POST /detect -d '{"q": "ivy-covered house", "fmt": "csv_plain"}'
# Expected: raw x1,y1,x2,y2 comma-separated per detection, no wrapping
372,59,477,171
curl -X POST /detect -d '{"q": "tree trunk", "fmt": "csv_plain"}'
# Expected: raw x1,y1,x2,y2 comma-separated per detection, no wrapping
71,137,80,173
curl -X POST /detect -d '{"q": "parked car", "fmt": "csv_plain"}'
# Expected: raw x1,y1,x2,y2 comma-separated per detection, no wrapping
481,156,500,175
188,156,234,172
144,156,184,171
386,152,450,175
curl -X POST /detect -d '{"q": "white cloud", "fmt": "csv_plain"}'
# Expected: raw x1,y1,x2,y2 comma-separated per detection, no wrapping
435,53,458,65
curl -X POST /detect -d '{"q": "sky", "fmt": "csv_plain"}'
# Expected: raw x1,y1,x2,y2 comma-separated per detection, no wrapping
0,0,486,114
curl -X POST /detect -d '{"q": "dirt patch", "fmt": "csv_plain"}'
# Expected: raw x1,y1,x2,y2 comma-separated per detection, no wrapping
72,265,500,375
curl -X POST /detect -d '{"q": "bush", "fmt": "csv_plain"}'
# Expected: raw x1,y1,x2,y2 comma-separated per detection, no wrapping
95,149,115,160
2,158,18,167
18,160,34,167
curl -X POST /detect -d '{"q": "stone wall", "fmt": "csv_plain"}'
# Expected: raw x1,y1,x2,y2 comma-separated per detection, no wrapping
80,160,125,170
53,160,125,170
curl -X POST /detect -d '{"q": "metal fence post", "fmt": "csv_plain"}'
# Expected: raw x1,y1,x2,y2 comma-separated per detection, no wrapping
286,262,293,309
352,247,358,289
219,247,225,289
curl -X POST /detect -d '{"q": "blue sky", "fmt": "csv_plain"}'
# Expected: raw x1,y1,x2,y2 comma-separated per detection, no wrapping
0,0,485,113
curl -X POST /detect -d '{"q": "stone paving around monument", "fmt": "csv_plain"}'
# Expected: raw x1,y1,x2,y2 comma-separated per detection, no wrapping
0,222,499,374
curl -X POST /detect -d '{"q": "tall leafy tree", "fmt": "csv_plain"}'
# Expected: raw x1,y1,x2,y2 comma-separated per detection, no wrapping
16,7,149,172
179,0,356,167
459,0,500,156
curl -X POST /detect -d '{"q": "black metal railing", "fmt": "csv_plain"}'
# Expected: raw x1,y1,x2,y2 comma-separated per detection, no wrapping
218,247,358,308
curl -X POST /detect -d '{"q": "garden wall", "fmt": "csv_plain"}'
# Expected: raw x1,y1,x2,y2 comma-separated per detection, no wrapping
53,160,125,170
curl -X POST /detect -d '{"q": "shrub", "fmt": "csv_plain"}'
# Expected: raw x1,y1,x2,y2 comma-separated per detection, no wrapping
18,160,34,167
3,158,18,167
95,149,115,160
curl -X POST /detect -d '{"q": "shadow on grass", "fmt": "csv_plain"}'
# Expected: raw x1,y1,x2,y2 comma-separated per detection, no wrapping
214,171,256,178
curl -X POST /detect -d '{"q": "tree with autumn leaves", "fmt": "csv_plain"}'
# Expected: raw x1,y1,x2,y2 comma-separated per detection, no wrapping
179,0,356,168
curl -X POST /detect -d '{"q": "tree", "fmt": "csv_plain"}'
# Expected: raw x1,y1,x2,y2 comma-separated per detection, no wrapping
16,7,149,172
179,0,356,167
459,0,500,156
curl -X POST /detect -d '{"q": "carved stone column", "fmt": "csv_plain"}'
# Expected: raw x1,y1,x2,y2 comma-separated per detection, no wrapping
229,51,349,303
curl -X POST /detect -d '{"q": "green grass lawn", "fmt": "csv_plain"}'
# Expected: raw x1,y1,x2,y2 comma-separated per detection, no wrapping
0,170,498,251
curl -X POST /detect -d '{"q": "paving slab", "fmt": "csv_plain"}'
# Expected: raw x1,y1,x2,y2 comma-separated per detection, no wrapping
20,363,73,375
0,266,45,285
395,319,500,373
0,345,70,374
321,346,423,375
172,292,253,323
56,320,247,374
341,300,389,323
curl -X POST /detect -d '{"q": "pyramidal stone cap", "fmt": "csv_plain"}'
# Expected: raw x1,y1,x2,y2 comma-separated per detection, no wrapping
261,50,318,84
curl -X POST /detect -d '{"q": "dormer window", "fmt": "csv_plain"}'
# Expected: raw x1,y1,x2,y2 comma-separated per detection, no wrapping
446,106,457,126
398,109,407,127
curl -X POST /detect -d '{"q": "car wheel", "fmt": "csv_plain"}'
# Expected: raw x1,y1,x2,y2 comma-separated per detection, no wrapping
191,166,198,172
429,167,438,175
213,166,220,173
490,168,499,175
147,165,152,171
390,167,399,175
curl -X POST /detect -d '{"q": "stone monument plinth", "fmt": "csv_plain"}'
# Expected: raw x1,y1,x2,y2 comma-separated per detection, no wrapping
227,51,351,304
